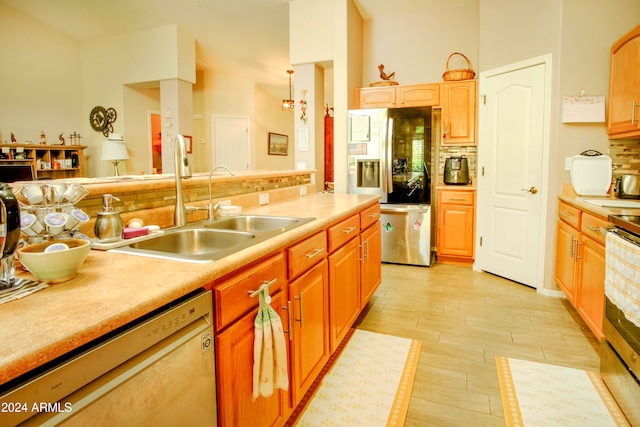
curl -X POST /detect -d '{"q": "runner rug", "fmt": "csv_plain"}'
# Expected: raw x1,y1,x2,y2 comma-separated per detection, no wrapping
288,329,422,427
495,356,630,427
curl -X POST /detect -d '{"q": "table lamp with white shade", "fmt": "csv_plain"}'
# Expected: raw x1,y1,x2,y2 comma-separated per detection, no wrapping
101,134,129,176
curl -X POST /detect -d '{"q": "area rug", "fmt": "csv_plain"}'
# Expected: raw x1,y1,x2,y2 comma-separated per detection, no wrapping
288,329,422,427
496,356,630,426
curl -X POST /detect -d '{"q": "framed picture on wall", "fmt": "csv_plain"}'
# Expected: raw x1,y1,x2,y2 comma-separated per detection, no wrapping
268,132,288,156
183,135,193,154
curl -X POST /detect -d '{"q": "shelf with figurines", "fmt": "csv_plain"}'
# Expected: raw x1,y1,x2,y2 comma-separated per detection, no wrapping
1,131,87,180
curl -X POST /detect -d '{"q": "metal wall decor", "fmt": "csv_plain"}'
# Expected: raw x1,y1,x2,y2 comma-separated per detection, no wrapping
90,106,118,137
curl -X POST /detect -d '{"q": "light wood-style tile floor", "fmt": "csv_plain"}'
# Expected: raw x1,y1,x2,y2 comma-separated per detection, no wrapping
354,262,601,427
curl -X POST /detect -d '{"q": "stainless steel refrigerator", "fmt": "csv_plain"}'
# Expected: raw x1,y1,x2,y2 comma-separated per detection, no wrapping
347,107,433,266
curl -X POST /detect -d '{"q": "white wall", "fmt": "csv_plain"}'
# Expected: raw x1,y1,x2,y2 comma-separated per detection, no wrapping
122,85,161,175
255,84,295,170
289,0,334,65
81,25,196,177
362,2,479,85
0,3,83,145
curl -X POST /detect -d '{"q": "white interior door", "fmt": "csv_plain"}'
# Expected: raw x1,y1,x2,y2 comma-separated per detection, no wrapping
212,115,250,171
476,57,550,289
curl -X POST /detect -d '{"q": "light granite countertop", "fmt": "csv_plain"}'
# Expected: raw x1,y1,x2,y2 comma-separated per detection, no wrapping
0,193,379,385
557,189,640,219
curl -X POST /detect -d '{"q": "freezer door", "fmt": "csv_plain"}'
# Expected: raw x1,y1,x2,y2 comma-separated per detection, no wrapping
380,204,431,266
347,108,388,202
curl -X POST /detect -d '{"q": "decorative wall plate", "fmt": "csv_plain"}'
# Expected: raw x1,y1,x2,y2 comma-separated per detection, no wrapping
90,106,118,137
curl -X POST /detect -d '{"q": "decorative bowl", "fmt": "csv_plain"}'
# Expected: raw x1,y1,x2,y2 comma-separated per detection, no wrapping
17,239,91,283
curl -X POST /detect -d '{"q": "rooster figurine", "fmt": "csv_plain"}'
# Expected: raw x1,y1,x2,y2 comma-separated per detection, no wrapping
378,64,395,81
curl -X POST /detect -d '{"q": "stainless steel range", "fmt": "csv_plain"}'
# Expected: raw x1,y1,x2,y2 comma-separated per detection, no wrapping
601,214,640,426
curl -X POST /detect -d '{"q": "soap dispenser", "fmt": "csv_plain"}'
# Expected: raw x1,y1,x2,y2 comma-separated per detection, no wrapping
94,194,124,243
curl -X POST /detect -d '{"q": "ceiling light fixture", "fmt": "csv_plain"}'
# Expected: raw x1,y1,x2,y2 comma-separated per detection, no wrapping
282,70,295,111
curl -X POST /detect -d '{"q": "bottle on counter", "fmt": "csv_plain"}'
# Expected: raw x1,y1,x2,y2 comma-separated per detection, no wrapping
94,194,123,243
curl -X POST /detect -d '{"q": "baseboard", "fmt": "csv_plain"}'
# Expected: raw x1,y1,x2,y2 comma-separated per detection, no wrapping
538,287,565,298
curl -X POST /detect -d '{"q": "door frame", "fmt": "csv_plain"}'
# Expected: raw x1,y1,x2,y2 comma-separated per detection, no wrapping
147,110,161,174
474,54,553,293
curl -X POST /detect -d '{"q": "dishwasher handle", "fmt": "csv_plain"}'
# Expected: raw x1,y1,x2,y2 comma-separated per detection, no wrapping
380,205,430,214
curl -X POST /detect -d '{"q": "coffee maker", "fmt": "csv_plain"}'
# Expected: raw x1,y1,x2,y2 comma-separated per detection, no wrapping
1,183,21,286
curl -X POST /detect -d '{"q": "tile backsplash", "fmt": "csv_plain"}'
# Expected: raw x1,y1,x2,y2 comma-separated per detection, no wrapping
609,139,640,176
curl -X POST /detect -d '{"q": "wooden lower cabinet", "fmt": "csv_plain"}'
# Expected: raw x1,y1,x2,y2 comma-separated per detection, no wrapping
576,235,605,339
360,222,382,305
554,202,608,339
329,237,360,353
215,202,382,426
288,260,330,406
215,290,291,427
437,190,475,263
555,219,580,306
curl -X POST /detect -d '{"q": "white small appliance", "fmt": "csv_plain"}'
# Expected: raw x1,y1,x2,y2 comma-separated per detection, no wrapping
569,150,612,196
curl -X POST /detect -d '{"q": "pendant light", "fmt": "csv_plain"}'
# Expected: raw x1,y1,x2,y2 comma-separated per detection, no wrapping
282,70,295,111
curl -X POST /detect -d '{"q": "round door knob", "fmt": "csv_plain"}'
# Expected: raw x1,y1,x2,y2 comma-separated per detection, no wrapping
521,186,538,194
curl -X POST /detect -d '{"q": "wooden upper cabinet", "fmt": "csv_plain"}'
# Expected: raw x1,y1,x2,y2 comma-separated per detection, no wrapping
356,86,396,108
356,84,439,109
608,24,640,139
441,80,477,145
397,84,439,107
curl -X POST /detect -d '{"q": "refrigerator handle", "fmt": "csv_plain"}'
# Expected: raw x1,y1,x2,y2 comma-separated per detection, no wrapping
385,117,394,193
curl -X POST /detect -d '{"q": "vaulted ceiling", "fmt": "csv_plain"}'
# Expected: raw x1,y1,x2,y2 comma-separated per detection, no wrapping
2,0,459,96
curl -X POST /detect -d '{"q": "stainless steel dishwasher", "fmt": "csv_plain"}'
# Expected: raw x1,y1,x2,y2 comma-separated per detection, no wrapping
380,204,432,266
0,289,216,427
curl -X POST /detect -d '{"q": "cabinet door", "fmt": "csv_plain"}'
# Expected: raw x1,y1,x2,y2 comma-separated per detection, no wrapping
437,204,474,258
289,260,330,405
356,87,396,109
608,24,640,138
216,290,291,427
328,238,360,353
397,84,440,107
360,222,382,306
441,80,477,145
555,220,579,306
576,235,605,339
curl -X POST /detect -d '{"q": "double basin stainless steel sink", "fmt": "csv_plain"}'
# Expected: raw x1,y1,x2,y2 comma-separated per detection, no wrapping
110,215,316,262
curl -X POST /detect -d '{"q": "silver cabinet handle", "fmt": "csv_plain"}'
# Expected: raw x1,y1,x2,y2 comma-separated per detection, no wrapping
575,241,583,260
343,226,357,234
369,212,379,218
359,239,369,264
248,278,277,298
294,293,303,328
560,211,571,217
282,300,293,341
586,225,599,232
305,248,324,259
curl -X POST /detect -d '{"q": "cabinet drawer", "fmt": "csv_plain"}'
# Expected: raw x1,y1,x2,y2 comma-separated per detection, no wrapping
214,253,286,331
558,201,581,229
360,203,381,230
327,214,360,253
581,212,611,246
439,190,474,205
287,231,327,280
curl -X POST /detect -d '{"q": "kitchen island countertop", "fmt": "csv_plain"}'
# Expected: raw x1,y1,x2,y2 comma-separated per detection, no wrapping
0,192,379,385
